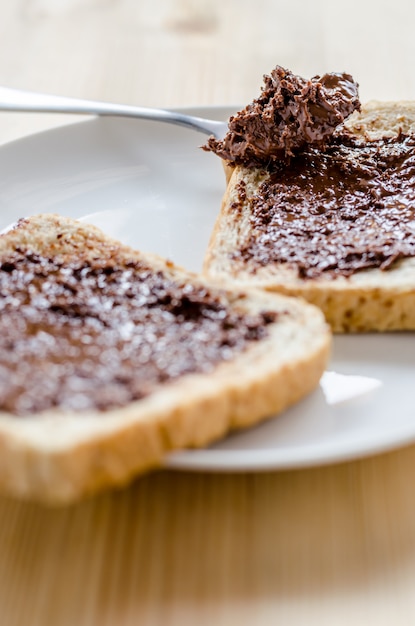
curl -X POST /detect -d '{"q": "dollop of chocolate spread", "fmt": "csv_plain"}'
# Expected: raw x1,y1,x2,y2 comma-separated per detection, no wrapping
204,66,360,166
236,132,415,278
0,254,276,415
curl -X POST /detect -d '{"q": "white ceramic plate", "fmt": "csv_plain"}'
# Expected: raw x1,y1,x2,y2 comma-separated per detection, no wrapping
0,107,414,471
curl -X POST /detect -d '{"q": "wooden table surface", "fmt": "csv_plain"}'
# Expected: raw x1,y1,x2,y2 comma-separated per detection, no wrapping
1,1,415,624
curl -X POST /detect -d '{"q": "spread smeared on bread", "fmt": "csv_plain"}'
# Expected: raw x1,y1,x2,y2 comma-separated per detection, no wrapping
0,249,276,415
203,66,360,166
233,133,415,279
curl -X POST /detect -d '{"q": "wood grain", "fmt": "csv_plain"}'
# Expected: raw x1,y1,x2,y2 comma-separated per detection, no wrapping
2,451,415,625
1,1,415,624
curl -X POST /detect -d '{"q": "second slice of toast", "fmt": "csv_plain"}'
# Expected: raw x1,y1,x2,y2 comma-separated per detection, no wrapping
204,102,415,332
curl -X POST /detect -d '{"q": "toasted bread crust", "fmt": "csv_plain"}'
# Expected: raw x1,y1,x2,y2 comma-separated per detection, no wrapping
204,102,415,332
0,214,330,503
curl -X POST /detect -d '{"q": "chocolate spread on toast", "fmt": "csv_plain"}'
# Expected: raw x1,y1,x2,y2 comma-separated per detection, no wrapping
236,133,415,278
206,64,415,277
0,254,275,415
204,66,360,166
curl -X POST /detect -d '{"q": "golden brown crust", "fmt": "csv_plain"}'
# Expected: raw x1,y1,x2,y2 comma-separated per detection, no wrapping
204,102,415,332
0,214,330,503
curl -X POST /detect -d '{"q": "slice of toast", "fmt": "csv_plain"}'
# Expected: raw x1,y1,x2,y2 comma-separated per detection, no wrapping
0,214,329,503
204,102,415,332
